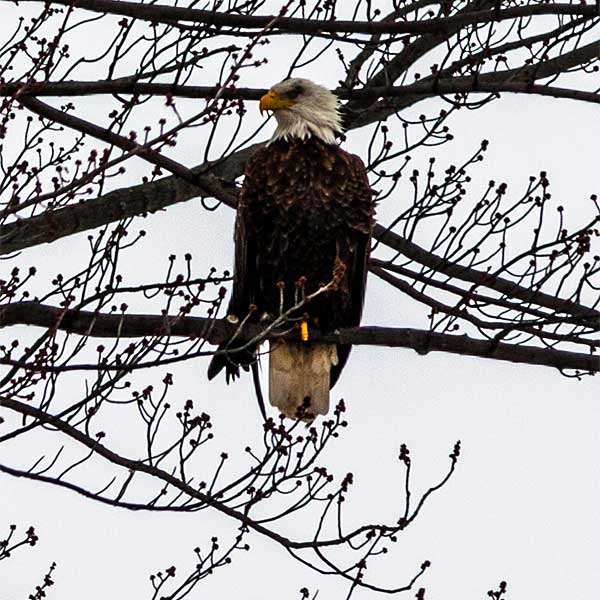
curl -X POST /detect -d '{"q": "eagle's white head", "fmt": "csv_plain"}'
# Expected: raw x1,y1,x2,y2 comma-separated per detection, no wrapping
259,78,342,145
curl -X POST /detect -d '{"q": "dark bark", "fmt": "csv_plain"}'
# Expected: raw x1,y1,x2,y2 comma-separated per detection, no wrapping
1,301,597,373
10,0,599,35
4,80,598,105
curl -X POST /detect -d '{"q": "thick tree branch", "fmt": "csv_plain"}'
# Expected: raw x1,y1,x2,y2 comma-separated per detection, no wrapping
343,0,499,114
0,163,229,256
4,80,598,105
4,31,597,255
1,301,598,373
10,0,600,35
3,71,597,255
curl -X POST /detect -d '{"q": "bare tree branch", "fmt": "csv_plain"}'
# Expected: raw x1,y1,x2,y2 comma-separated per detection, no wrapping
5,81,598,106
10,0,600,35
2,0,599,595
1,301,598,373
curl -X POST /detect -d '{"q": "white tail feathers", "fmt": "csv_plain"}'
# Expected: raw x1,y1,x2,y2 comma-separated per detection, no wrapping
268,341,338,420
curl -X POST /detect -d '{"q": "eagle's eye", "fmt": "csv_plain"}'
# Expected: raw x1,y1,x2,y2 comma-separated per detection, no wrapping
286,84,303,100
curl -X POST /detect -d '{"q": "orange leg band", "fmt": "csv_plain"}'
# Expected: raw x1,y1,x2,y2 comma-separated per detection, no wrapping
300,320,309,342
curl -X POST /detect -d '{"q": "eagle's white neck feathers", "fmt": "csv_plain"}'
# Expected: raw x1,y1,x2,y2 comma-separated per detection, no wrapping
269,79,342,145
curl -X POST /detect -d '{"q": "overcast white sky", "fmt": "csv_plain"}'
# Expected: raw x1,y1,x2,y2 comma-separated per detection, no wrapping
2,2,600,599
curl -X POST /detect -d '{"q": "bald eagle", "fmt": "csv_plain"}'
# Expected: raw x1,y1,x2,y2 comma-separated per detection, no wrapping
207,78,374,420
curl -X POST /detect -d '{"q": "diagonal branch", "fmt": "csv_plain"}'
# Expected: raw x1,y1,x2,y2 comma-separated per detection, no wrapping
16,96,237,206
351,39,600,126
342,0,502,116
373,225,600,323
371,265,600,349
0,395,299,549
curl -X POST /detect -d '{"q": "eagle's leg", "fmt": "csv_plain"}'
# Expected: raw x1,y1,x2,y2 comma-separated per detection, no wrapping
294,276,309,342
276,280,285,316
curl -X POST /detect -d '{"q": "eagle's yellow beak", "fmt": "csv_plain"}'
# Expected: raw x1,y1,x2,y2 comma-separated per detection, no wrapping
259,91,295,115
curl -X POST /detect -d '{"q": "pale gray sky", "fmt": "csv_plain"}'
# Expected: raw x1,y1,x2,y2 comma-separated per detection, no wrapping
2,3,600,599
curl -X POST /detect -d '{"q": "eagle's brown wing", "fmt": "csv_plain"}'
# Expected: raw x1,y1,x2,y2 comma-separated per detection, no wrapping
330,150,374,387
206,149,267,382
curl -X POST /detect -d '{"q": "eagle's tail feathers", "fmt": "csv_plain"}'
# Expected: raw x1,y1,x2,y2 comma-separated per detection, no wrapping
268,341,338,421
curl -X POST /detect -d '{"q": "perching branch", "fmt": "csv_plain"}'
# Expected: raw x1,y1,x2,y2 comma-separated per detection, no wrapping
1,302,598,374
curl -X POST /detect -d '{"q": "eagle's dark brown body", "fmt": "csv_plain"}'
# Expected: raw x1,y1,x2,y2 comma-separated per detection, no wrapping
208,135,374,413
